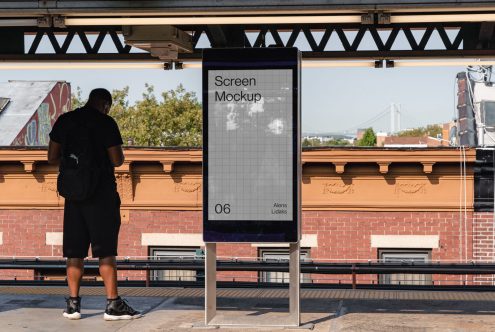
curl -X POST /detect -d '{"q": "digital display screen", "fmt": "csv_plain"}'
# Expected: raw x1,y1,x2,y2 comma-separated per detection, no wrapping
202,47,300,243
207,69,293,221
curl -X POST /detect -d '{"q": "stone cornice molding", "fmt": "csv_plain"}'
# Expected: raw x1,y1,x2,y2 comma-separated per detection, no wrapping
0,147,476,171
0,147,476,211
0,147,202,167
303,147,476,174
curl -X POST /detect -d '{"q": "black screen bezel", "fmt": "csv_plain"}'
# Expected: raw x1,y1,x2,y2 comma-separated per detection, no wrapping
202,48,300,243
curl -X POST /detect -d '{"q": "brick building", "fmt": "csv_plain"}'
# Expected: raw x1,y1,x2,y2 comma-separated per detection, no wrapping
0,147,491,286
0,81,70,146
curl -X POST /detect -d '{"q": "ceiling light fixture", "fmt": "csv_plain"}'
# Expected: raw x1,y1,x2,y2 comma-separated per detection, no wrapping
390,13,495,23
1,59,494,71
64,15,362,26
185,62,377,69
393,60,495,67
304,61,376,68
0,19,39,27
0,62,165,70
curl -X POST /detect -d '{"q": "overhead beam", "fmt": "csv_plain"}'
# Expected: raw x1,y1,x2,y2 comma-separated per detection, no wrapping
2,1,495,15
0,22,494,62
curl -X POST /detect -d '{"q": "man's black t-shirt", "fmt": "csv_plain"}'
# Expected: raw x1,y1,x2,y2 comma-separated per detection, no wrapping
49,106,123,189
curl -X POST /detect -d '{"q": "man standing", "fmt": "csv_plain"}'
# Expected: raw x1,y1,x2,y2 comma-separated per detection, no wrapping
48,88,141,321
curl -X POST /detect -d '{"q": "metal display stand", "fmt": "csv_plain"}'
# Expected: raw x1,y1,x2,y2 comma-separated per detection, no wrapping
202,48,302,329
205,241,301,328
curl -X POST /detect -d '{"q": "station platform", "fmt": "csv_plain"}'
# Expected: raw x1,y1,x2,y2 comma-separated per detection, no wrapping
1,286,495,331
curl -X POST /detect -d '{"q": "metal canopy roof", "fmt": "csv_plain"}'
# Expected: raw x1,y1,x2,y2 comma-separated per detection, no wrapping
1,1,495,14
0,1,494,63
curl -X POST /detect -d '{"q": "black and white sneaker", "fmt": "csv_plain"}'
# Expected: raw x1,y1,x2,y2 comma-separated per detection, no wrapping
63,297,81,320
104,297,142,321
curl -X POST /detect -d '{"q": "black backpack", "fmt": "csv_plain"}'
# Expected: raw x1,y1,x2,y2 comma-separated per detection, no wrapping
57,110,101,201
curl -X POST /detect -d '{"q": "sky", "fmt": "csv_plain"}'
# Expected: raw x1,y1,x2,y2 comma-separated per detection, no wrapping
0,29,468,134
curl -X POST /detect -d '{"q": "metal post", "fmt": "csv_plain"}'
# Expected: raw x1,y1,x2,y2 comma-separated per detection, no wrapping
352,264,357,289
205,242,217,325
289,242,300,327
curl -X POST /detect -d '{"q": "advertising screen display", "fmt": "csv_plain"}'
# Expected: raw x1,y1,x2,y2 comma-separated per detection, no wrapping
203,48,300,242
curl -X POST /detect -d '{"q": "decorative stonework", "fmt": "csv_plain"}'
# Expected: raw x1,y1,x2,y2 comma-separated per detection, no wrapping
161,161,174,173
322,182,354,195
41,181,57,193
378,162,390,174
395,182,427,195
116,173,134,202
175,182,202,193
21,161,35,173
333,162,346,174
422,162,435,174
0,148,475,211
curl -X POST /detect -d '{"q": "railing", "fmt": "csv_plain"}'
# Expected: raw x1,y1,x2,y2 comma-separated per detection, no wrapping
1,258,495,290
3,258,495,273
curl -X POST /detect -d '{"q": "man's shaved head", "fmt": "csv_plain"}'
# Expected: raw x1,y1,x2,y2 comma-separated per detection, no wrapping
86,88,112,115
88,88,112,105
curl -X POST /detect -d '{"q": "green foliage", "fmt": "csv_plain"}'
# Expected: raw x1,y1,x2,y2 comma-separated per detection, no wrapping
356,128,376,146
302,138,321,147
328,139,351,146
72,84,202,147
397,124,442,138
71,86,85,110
302,138,351,147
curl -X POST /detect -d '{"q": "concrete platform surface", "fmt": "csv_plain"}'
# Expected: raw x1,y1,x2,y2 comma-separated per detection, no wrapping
1,287,495,331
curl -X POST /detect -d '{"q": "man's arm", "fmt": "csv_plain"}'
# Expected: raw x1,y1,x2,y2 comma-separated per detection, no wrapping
107,145,125,167
47,140,62,165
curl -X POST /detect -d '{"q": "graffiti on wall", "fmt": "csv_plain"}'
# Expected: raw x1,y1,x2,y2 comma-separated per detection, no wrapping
37,103,51,145
25,119,38,146
12,82,71,146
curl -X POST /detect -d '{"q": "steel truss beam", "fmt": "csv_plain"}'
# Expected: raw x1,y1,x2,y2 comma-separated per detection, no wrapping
0,23,494,62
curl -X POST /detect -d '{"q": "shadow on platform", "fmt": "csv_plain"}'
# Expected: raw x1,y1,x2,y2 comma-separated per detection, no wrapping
2,288,495,331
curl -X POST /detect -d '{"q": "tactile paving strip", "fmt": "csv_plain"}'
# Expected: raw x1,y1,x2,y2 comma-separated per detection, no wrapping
1,286,495,301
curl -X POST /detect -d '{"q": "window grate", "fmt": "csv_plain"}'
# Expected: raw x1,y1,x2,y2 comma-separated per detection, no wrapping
259,248,311,283
379,249,432,286
149,247,200,282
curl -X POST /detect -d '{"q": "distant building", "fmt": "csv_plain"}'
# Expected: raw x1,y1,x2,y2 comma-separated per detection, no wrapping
356,128,366,140
443,121,457,146
0,81,70,146
376,132,388,147
302,133,354,145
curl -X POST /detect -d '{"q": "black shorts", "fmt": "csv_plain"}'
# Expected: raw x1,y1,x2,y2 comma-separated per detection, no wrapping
63,186,121,258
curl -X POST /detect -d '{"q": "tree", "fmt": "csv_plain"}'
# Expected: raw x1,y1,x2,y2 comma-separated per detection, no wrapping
72,84,202,147
356,127,376,146
71,86,85,110
302,138,351,147
397,124,442,138
302,138,322,147
327,139,351,146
